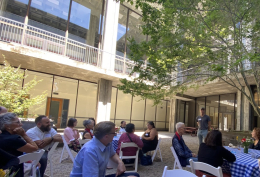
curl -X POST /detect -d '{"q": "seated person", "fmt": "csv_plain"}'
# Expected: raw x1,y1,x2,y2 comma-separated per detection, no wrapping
116,123,143,163
0,148,19,170
141,121,158,154
172,122,197,167
0,113,38,177
26,115,62,177
70,121,139,177
198,130,236,177
83,119,94,139
64,118,81,153
249,127,260,150
119,121,126,133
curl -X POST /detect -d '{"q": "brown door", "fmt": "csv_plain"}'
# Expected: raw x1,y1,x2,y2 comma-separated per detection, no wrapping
46,97,63,128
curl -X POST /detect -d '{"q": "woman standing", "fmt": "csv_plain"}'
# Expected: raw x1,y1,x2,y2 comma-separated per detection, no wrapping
141,121,158,154
0,112,38,177
63,118,81,153
249,127,260,150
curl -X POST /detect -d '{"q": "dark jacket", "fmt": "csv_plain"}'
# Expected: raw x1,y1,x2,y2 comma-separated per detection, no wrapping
249,140,260,150
172,133,192,167
0,148,19,170
198,143,236,168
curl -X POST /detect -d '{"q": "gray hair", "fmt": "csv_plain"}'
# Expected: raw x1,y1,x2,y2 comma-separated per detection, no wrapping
83,119,93,127
176,122,185,130
0,112,17,130
94,121,115,140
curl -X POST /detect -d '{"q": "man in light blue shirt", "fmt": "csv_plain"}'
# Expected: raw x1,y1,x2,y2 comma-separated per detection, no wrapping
70,121,139,177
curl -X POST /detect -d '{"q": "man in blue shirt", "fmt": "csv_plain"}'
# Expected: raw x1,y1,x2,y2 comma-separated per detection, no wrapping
172,122,197,167
70,121,139,177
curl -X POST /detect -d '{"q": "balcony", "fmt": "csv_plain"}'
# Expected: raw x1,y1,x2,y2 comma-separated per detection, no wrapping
0,16,135,76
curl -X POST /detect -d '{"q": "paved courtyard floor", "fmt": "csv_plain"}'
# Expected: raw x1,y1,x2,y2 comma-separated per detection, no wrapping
45,132,200,177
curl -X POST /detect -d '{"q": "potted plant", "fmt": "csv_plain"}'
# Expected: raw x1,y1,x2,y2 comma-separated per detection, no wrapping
241,138,253,153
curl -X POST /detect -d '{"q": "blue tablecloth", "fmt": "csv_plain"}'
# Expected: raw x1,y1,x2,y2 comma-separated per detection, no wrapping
112,137,119,152
222,146,260,177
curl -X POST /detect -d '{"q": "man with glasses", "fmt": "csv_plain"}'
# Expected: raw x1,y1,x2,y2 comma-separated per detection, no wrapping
172,122,197,167
70,121,139,177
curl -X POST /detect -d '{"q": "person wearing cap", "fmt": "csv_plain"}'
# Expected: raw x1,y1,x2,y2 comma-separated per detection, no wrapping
196,107,211,145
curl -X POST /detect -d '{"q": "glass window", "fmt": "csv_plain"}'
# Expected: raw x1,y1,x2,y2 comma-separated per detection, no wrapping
115,90,132,120
0,0,28,22
126,10,146,58
68,0,103,47
156,101,166,121
116,5,128,57
206,96,219,129
219,94,235,131
28,0,70,35
75,81,97,128
24,71,53,118
145,99,155,121
131,96,145,120
47,76,78,128
110,87,117,122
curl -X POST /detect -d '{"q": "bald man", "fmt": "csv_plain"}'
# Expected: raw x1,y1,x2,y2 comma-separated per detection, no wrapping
0,106,8,134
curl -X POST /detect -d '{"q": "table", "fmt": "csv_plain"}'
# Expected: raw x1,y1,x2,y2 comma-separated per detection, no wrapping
112,136,119,151
185,127,198,137
222,146,260,177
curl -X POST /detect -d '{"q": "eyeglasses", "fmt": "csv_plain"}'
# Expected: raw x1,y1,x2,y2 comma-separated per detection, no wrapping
107,132,117,136
12,120,22,125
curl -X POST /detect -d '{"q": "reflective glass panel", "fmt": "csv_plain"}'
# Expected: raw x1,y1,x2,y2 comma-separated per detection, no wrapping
206,96,219,129
0,0,28,22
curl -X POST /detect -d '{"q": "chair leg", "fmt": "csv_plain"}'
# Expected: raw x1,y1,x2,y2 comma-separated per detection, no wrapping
50,159,53,177
152,148,157,162
135,158,138,172
59,146,65,163
158,146,163,162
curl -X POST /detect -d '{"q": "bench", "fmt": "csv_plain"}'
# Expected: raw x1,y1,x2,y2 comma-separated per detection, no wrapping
185,127,198,137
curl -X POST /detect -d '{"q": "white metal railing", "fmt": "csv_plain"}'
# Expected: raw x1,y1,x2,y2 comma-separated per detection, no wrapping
0,16,135,75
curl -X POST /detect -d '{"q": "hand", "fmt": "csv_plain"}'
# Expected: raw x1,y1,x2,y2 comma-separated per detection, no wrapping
53,134,62,142
36,163,41,168
192,153,197,157
0,130,2,134
13,127,26,136
73,128,78,132
115,161,126,177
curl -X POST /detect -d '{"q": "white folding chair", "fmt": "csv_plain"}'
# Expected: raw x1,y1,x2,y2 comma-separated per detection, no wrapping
79,132,84,139
46,142,59,177
18,149,45,177
78,139,90,147
162,166,205,177
151,137,163,162
59,135,75,163
170,146,191,170
119,142,139,172
189,159,223,177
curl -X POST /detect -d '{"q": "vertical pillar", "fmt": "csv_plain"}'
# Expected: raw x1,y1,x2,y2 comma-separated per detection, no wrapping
101,0,120,71
96,78,112,123
169,98,177,133
86,14,99,46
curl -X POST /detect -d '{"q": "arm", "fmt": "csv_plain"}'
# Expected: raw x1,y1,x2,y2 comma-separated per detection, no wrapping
34,137,53,149
197,122,199,127
142,129,157,141
84,132,92,139
221,147,236,162
64,128,76,142
110,153,126,176
208,121,211,131
74,129,80,140
134,135,144,148
172,138,192,158
82,150,99,177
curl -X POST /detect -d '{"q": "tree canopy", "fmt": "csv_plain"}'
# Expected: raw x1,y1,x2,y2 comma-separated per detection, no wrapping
118,0,260,116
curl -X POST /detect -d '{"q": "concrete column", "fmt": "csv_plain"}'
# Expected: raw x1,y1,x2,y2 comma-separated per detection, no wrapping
0,0,8,12
101,0,120,71
169,98,177,133
236,90,242,130
96,78,112,123
188,100,196,127
86,14,99,46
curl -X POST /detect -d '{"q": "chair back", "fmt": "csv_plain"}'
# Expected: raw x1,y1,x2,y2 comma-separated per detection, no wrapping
78,139,90,147
152,137,163,162
47,142,59,159
18,149,45,165
80,132,84,139
170,146,183,169
162,166,198,177
189,159,223,177
119,142,138,157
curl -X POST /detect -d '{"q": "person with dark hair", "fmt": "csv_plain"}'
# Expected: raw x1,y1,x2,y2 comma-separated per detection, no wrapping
249,127,260,150
197,130,236,177
172,122,197,167
63,118,80,153
83,119,94,139
196,107,211,145
70,121,139,177
26,115,62,177
141,121,158,154
0,112,38,177
116,123,143,164
119,121,126,133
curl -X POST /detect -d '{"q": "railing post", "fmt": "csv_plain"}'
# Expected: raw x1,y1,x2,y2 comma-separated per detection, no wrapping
123,57,126,74
21,16,28,45
63,30,68,56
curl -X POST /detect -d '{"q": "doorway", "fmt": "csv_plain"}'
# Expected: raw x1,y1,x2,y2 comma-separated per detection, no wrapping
46,97,63,128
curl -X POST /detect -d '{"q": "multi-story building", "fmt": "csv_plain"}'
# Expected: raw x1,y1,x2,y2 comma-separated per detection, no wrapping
0,0,258,132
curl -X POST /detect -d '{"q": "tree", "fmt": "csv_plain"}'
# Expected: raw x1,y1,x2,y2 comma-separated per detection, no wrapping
118,0,260,117
0,59,47,117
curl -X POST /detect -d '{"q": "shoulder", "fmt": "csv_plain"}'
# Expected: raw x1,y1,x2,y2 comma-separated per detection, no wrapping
26,126,38,134
50,128,57,135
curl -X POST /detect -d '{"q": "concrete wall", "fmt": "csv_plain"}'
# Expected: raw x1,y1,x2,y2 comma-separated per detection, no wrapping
169,98,177,133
